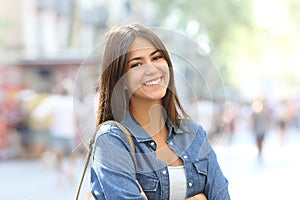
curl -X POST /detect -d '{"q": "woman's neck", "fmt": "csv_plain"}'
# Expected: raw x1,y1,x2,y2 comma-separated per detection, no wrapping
130,100,167,138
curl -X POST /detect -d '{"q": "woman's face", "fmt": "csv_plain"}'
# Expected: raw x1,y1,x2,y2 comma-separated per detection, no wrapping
124,37,170,104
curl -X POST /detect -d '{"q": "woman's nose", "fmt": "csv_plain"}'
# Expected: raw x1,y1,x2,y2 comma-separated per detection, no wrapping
143,63,157,75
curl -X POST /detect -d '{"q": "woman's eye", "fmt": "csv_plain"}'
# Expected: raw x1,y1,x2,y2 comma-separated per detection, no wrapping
153,55,163,61
130,62,142,68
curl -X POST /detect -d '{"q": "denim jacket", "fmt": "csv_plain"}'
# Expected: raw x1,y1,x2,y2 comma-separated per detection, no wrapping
90,112,230,200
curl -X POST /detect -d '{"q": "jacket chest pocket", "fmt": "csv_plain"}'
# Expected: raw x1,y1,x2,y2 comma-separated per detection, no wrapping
136,172,159,200
192,158,208,192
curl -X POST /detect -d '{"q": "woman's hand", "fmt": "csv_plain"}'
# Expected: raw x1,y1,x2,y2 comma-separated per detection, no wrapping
186,193,208,200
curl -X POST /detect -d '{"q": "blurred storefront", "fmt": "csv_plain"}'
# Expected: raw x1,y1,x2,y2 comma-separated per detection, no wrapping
0,58,97,159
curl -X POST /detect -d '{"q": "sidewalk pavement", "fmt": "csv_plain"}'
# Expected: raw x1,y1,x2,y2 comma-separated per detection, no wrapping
215,126,300,200
0,153,90,200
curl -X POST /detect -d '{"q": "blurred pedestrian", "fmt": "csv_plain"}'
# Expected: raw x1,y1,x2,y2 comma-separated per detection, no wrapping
251,97,270,158
275,100,289,144
14,89,39,158
32,79,78,184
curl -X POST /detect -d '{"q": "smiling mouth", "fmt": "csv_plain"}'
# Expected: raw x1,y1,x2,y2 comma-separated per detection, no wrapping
143,77,162,86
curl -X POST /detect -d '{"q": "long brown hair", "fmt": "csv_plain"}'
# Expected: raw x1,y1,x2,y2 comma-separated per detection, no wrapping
96,24,189,127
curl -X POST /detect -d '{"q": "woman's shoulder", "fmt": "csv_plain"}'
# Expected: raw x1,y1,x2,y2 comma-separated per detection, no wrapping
95,121,129,143
177,118,206,135
93,121,135,156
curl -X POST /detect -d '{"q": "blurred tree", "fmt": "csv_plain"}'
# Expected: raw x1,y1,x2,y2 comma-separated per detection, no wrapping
157,0,255,84
286,0,300,33
156,0,300,99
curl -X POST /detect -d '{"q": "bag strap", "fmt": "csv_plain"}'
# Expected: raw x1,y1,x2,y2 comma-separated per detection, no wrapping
93,120,135,153
75,120,135,200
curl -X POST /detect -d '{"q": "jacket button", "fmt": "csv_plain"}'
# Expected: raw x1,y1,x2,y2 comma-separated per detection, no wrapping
162,170,167,174
188,182,193,187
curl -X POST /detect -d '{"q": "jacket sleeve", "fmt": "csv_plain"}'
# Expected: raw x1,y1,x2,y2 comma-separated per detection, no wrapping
90,126,146,200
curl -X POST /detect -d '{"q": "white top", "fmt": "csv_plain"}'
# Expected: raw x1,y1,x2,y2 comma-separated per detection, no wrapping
168,165,187,200
32,94,75,138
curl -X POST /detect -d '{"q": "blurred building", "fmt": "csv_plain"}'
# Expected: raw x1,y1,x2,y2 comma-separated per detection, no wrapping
0,0,23,62
0,0,160,158
0,0,159,62
0,0,161,89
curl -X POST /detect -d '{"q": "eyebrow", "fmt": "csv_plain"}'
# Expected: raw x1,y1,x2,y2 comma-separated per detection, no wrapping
128,49,160,63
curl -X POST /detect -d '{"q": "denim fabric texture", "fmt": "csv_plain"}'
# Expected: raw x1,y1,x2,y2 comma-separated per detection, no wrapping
90,111,230,200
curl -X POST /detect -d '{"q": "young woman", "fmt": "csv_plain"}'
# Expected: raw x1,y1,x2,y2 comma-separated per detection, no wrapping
90,23,230,200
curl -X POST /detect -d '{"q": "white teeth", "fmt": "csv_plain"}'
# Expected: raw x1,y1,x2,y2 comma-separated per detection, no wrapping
144,78,161,86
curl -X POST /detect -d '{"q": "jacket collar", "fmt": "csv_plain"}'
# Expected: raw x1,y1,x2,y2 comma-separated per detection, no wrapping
120,111,184,142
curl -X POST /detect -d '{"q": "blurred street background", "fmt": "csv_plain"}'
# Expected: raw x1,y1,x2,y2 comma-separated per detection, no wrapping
1,0,300,199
